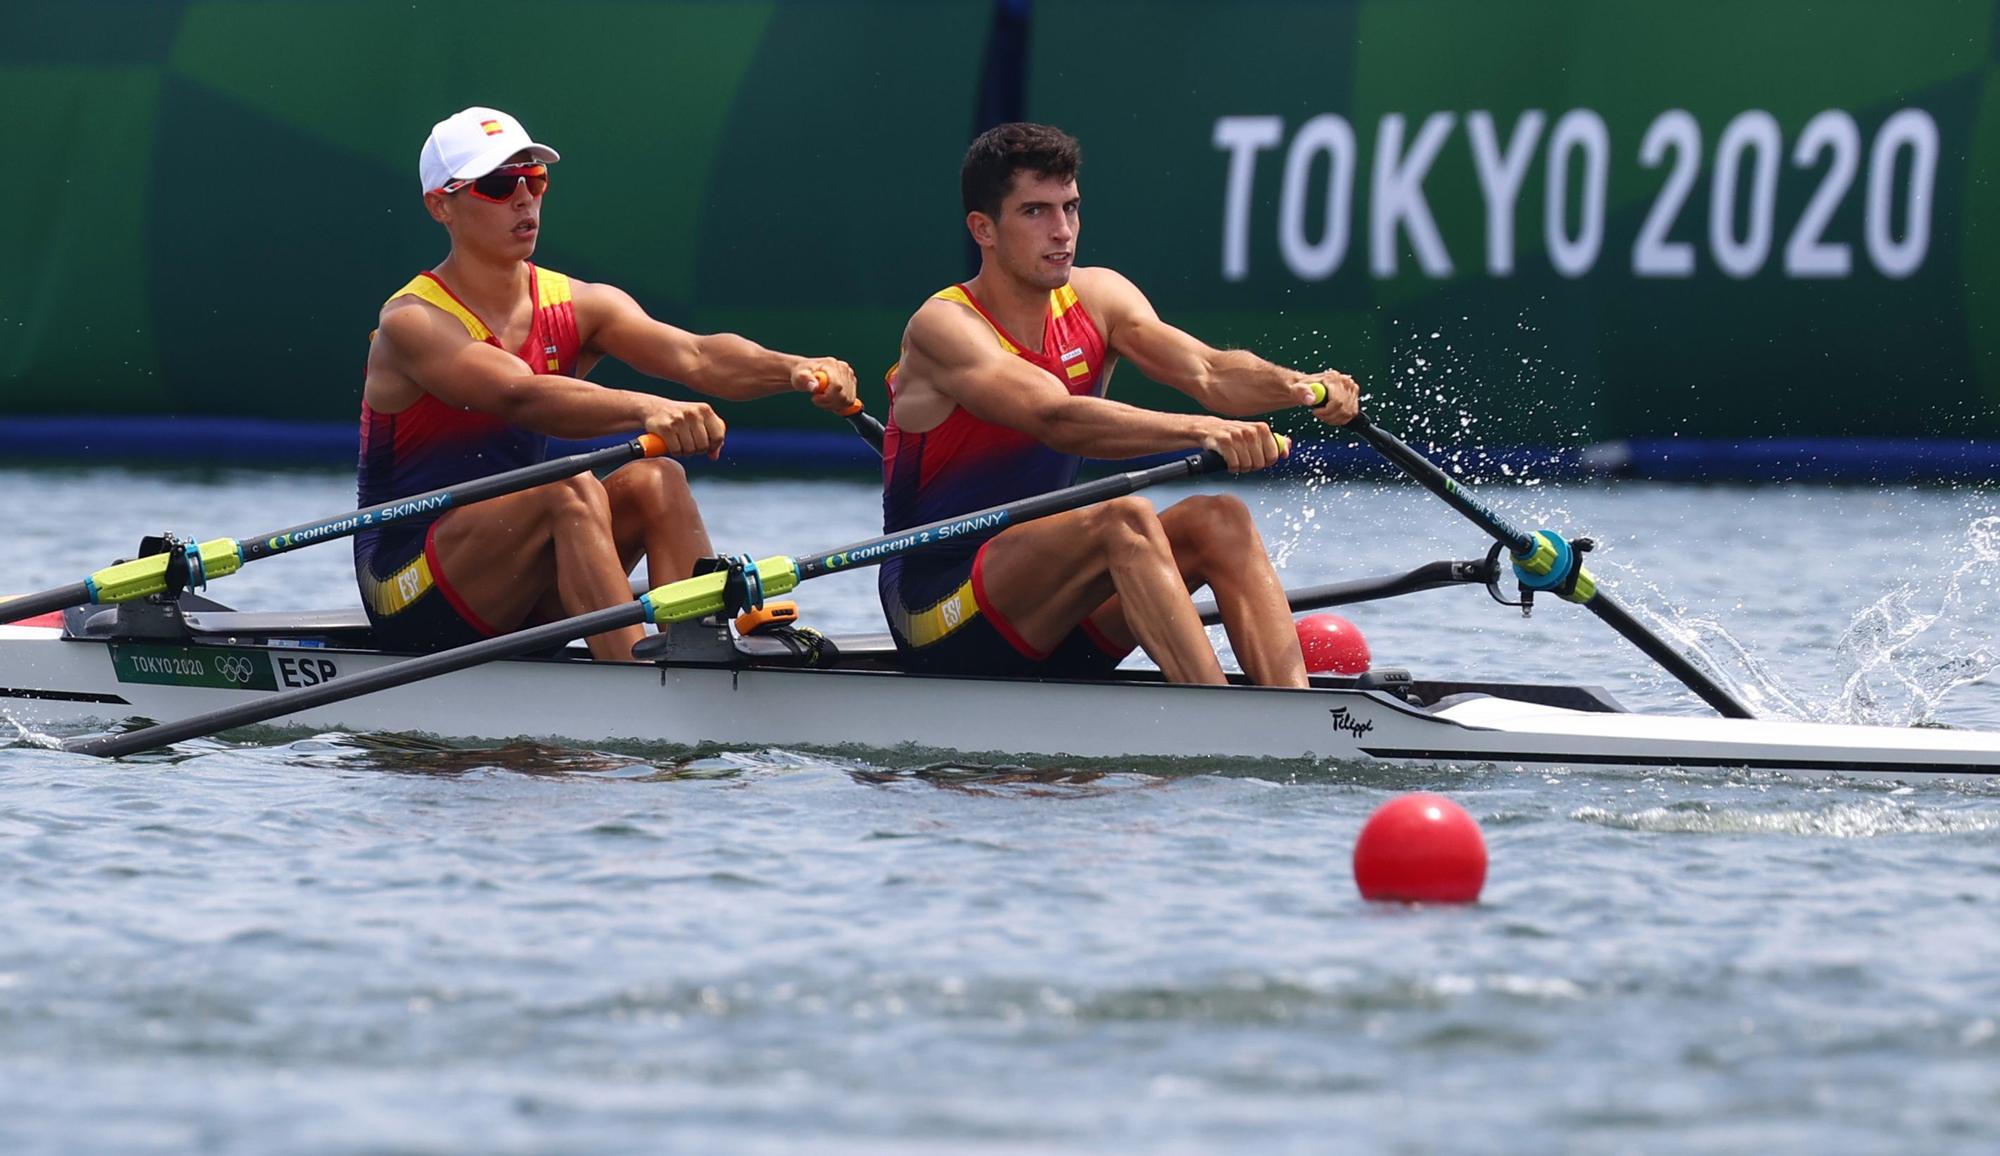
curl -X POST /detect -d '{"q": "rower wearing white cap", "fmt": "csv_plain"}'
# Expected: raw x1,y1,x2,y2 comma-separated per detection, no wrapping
356,107,861,660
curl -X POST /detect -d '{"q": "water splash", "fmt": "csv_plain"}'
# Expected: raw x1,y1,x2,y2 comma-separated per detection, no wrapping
1270,487,1356,568
1260,313,1584,563
1610,517,2000,726
1823,515,2000,725
2,712,67,751
1611,570,1814,719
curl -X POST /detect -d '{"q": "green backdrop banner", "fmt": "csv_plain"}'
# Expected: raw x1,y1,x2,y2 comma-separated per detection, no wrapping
1025,0,2000,442
1,0,988,430
4,0,1997,446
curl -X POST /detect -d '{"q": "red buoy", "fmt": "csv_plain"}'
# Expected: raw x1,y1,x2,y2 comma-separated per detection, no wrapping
1353,793,1487,904
1296,613,1370,674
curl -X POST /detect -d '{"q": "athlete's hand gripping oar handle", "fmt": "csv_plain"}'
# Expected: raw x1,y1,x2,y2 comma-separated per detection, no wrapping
2,435,672,625
826,371,1324,464
812,369,886,453
68,447,1244,758
1305,384,1755,720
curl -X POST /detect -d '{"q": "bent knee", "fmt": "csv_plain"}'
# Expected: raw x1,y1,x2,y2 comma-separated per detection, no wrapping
1169,493,1262,558
631,455,689,488
546,472,614,523
1174,492,1251,523
1090,496,1170,553
608,457,695,518
1093,495,1162,530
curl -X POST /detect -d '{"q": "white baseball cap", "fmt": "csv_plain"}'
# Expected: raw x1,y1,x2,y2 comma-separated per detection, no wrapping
419,107,561,194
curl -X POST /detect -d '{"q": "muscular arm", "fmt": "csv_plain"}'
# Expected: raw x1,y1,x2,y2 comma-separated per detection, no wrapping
1076,267,1356,420
578,282,858,409
900,300,1280,469
373,303,724,454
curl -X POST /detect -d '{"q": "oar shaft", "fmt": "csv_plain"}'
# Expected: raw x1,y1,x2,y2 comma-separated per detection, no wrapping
1341,412,1754,719
795,451,1226,579
843,407,886,454
1346,414,1534,555
1197,560,1488,625
67,602,648,758
812,369,886,454
239,434,665,563
3,434,668,625
0,582,94,625
1587,593,1752,719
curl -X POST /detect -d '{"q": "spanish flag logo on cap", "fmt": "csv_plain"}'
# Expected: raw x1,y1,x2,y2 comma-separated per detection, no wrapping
479,119,504,136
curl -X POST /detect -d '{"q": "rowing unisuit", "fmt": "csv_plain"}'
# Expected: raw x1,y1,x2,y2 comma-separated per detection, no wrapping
878,281,1127,675
354,264,581,647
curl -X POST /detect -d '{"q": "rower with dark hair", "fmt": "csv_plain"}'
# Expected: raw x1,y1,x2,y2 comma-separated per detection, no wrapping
878,122,1361,686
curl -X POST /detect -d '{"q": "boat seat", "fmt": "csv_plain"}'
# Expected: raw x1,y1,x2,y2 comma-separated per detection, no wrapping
737,629,900,666
66,601,378,642
1415,681,1627,714
183,608,377,638
633,618,904,670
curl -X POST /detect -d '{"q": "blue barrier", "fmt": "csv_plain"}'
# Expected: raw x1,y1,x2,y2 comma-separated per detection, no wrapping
6,417,1994,482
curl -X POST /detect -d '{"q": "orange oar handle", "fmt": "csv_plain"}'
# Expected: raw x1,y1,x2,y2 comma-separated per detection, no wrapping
811,368,865,416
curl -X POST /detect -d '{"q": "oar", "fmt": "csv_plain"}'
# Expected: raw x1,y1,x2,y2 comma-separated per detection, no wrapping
2,434,671,625
1193,560,1494,625
1307,384,1753,718
838,400,886,453
69,445,1253,757
812,370,886,452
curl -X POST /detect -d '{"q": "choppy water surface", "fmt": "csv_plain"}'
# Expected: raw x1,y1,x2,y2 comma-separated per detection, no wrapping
4,466,1999,1154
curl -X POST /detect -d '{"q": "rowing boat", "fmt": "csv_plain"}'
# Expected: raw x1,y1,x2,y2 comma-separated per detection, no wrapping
8,402,1995,776
5,590,1998,776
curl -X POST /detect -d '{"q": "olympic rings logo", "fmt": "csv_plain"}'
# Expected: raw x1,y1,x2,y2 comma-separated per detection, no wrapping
214,656,257,684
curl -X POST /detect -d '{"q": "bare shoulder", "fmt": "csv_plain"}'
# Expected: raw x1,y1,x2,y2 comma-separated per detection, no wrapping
1068,265,1139,296
374,295,467,357
913,291,980,327
565,276,624,306
905,294,995,362
1068,265,1151,328
568,277,642,321
908,292,983,344
366,297,458,407
567,280,659,358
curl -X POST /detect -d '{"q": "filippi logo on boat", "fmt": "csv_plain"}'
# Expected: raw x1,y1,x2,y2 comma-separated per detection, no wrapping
1328,707,1375,738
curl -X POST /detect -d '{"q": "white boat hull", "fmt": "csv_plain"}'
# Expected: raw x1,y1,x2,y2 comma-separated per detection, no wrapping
4,624,1998,776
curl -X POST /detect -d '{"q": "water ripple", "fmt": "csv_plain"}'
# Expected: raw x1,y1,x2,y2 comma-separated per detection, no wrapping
4,470,2000,1153
1572,799,2000,838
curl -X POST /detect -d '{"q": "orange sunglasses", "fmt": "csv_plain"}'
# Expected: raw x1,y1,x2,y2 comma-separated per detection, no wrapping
438,162,549,203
